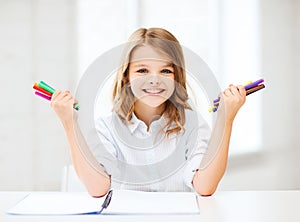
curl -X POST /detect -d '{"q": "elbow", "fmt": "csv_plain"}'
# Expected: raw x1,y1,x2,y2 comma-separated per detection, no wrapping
193,184,217,197
196,188,216,197
88,188,109,198
86,178,111,198
80,174,111,198
192,171,222,197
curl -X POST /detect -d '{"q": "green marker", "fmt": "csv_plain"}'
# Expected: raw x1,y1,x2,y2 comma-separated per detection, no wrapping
38,81,55,94
74,103,80,111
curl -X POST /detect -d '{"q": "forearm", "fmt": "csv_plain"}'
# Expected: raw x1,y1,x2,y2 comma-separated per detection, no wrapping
50,90,110,197
192,114,233,196
192,84,246,196
63,121,111,197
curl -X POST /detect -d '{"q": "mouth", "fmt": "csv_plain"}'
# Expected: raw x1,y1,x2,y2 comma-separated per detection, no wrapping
142,88,166,95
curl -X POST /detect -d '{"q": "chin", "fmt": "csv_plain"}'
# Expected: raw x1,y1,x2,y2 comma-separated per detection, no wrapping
141,97,167,108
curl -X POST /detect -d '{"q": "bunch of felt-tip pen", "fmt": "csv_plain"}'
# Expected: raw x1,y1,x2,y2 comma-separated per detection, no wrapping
208,78,265,113
32,81,80,110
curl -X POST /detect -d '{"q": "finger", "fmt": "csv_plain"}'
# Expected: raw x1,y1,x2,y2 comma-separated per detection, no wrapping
229,85,239,95
223,88,232,96
60,93,74,103
55,90,71,101
51,90,62,100
62,90,72,98
51,90,72,107
51,94,73,109
237,85,246,97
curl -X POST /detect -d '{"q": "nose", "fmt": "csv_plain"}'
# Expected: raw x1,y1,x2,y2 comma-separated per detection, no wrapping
148,74,160,86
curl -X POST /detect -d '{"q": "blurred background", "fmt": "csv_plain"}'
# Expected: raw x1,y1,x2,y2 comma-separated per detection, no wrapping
0,0,299,191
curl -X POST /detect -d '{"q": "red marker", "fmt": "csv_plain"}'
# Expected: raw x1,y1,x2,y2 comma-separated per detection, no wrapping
33,83,52,97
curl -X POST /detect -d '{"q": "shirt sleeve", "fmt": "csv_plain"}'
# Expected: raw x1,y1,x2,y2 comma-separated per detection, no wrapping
183,113,211,190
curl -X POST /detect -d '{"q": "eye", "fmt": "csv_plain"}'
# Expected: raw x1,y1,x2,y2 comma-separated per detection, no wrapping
161,69,173,74
136,68,148,74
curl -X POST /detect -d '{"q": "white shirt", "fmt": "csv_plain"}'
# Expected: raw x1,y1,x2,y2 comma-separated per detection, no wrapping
91,109,211,192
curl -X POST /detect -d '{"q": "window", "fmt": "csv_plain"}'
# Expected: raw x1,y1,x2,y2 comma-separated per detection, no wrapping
215,0,262,154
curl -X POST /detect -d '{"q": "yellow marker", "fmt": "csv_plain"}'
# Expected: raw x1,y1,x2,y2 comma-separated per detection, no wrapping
243,80,252,86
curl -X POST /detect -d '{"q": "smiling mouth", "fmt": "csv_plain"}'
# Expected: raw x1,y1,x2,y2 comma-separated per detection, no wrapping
142,88,165,94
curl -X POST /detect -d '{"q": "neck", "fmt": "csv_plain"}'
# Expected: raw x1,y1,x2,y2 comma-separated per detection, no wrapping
134,101,165,129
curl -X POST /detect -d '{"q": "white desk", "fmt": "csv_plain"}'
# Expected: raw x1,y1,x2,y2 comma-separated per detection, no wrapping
1,191,300,222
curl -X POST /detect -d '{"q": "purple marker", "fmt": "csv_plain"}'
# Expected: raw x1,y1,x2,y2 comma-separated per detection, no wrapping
213,78,265,103
35,91,51,101
244,78,264,90
213,97,220,103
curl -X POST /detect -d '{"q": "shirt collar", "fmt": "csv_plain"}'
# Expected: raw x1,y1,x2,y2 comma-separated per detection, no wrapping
127,112,168,134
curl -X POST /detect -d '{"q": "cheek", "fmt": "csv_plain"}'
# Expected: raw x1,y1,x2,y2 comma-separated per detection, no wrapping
162,76,175,92
166,81,175,98
168,79,175,90
130,77,144,97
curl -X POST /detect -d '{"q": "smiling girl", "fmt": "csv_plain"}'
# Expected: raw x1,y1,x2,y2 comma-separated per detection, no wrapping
51,28,246,197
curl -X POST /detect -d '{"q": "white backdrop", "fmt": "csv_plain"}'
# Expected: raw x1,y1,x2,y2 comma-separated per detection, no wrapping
0,0,299,191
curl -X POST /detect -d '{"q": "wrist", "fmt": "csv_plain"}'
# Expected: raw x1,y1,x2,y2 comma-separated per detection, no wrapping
62,119,75,131
216,111,234,127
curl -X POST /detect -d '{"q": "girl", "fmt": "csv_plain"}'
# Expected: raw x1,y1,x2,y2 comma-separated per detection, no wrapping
51,28,246,197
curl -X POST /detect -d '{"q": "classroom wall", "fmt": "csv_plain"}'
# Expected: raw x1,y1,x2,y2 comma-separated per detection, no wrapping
0,0,299,191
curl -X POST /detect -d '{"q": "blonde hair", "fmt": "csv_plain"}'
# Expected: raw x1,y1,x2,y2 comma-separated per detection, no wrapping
112,28,191,136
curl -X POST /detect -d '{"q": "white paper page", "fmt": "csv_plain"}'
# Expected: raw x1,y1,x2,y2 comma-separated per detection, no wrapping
6,190,199,215
6,192,104,215
104,190,199,215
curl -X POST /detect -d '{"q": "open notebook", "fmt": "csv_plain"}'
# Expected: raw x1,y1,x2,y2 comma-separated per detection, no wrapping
6,190,200,215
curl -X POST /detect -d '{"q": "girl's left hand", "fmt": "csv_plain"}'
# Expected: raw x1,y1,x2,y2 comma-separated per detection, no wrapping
218,84,246,122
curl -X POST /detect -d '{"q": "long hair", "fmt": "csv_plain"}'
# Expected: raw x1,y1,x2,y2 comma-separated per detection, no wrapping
112,27,191,136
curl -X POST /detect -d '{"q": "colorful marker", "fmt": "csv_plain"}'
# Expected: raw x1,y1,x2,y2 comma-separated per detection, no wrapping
212,84,265,107
213,80,255,103
38,81,55,94
245,84,265,96
35,91,51,101
209,78,266,113
33,81,80,111
244,78,264,90
33,83,52,97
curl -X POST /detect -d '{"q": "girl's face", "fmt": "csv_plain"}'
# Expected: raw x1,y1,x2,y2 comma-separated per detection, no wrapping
128,45,175,108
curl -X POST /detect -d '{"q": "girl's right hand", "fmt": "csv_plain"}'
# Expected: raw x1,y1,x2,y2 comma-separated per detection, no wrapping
50,90,75,126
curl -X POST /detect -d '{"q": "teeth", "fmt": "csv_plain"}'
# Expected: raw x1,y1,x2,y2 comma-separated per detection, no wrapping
143,89,164,94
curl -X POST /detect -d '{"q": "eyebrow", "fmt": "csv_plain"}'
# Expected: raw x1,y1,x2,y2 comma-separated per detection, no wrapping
131,63,174,68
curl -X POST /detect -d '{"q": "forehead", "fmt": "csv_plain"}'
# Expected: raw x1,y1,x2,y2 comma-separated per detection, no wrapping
130,45,172,64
